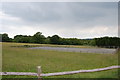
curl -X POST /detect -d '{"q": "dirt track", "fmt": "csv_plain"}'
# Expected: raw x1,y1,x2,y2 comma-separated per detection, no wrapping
30,47,116,54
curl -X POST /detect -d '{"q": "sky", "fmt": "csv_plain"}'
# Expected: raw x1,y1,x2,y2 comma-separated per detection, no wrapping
0,2,118,39
0,0,120,2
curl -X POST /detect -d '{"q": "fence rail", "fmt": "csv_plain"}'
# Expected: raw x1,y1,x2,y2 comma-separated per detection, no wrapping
0,65,120,77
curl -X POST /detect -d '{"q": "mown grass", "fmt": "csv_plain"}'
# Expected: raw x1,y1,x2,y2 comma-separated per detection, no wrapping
1,42,119,78
8,42,97,48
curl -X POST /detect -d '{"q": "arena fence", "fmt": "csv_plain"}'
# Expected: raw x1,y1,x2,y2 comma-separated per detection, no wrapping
0,65,120,78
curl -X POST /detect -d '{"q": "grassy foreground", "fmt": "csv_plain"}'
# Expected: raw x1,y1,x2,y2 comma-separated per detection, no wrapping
1,42,119,78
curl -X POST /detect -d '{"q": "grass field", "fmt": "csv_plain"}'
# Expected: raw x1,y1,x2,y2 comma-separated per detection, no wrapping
1,42,119,78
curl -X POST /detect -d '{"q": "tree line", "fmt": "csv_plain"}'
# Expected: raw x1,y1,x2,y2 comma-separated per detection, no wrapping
0,32,120,48
95,37,120,48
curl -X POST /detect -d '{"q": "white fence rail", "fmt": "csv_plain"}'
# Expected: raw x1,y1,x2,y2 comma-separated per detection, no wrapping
0,65,120,77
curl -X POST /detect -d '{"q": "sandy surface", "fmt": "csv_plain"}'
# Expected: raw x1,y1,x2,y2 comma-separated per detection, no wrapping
29,47,116,54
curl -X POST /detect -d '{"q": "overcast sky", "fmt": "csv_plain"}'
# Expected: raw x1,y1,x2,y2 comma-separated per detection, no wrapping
0,2,118,39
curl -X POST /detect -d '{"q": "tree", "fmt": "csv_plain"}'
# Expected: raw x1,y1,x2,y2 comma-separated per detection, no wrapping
32,32,45,44
89,39,96,46
1,33,10,42
94,37,120,48
66,38,82,45
0,34,2,42
14,35,32,43
44,36,51,44
50,35,61,44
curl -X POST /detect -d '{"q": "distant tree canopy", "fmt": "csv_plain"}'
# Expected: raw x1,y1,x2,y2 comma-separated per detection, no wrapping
14,35,32,43
1,32,120,48
60,38,82,45
50,35,61,44
32,32,45,44
0,33,11,42
95,37,120,48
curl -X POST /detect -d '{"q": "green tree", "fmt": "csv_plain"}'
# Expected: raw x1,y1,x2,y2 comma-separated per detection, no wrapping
50,35,61,44
14,35,32,43
1,33,10,42
32,32,45,44
95,37,120,48
44,36,51,44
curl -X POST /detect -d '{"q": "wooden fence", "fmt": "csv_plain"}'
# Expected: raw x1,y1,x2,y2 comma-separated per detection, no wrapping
0,65,120,78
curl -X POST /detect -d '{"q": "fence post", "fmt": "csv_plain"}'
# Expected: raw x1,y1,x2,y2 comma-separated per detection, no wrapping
37,66,42,79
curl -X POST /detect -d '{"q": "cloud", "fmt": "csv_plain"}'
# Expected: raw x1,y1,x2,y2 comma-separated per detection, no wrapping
0,11,19,20
1,25,39,38
1,2,118,38
1,0,120,2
